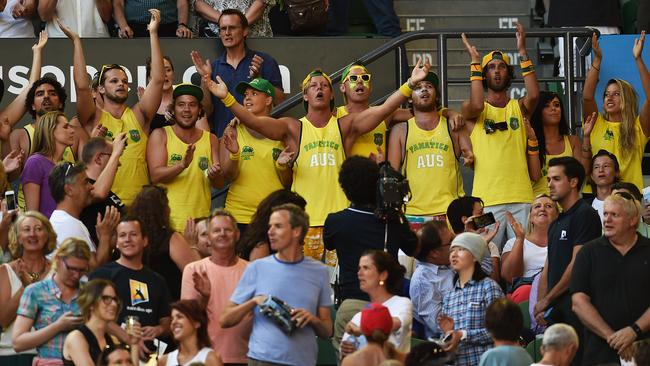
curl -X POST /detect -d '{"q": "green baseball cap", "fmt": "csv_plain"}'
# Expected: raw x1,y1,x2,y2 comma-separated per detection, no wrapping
173,83,203,100
235,78,275,103
422,71,439,88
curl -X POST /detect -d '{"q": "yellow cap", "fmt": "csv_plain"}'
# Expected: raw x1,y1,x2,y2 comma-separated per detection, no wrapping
481,51,511,69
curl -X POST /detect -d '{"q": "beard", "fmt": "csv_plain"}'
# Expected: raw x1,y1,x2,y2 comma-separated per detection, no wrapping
487,76,510,92
413,99,437,112
104,91,128,104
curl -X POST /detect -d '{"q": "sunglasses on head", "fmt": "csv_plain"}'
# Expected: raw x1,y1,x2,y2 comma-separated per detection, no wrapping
614,191,635,201
484,121,508,134
98,64,124,84
346,74,371,83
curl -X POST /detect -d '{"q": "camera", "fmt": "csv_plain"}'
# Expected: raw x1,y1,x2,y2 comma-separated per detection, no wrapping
375,162,411,219
259,296,297,335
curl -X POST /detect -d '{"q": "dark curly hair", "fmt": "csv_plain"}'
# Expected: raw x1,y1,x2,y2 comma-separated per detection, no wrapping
360,250,405,295
339,156,378,206
530,91,570,168
25,76,67,119
237,189,306,260
129,186,172,263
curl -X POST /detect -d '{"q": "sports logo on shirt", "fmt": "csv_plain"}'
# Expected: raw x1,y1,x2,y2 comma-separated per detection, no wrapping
272,148,282,161
106,131,114,140
604,129,614,141
129,129,141,142
559,230,568,240
170,154,182,163
242,146,254,160
374,133,383,146
129,279,149,306
509,117,520,130
198,156,209,170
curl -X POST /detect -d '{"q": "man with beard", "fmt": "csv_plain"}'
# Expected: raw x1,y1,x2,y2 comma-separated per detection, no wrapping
207,62,430,267
460,23,541,249
61,10,164,205
147,83,221,231
388,71,473,222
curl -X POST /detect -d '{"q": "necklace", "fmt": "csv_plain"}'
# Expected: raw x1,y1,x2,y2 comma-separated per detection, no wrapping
19,258,46,283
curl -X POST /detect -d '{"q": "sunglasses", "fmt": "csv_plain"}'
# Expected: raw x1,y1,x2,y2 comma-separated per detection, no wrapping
61,258,88,275
98,64,124,84
346,74,371,83
614,191,635,201
100,295,120,306
484,121,508,134
64,162,74,178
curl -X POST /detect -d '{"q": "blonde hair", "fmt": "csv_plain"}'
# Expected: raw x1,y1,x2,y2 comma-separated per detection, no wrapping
527,194,559,235
8,211,57,258
603,79,639,158
52,238,91,271
32,111,66,157
604,193,641,222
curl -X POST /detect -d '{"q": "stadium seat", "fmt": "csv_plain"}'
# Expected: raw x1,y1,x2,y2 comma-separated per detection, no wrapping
519,300,531,329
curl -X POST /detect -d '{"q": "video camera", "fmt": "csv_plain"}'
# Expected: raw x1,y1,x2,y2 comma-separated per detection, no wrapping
375,162,411,219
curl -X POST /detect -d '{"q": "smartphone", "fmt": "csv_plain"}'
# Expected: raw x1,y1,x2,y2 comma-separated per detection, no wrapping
441,332,454,344
473,212,496,229
5,190,16,211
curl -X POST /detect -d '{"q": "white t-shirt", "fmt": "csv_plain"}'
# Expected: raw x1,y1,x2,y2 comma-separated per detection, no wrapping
0,0,34,38
592,198,605,224
502,238,547,277
48,209,96,258
44,0,109,38
341,295,413,353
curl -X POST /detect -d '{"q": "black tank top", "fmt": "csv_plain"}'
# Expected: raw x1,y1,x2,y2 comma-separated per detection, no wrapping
146,229,182,300
62,324,115,365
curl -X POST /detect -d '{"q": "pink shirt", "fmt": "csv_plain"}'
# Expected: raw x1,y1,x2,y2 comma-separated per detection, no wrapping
181,257,251,364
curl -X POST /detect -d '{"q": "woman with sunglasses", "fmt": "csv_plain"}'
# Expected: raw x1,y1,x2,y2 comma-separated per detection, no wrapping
0,211,56,365
157,299,222,366
501,195,558,303
62,279,120,366
582,32,650,192
21,111,75,218
530,91,586,196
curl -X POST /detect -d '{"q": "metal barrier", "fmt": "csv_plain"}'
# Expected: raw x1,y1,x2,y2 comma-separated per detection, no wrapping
272,28,598,129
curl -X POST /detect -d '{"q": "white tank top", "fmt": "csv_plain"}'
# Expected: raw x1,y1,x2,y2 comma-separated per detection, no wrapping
165,347,213,366
0,264,36,355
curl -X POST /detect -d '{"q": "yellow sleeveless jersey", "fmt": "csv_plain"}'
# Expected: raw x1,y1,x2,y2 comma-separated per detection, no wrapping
336,106,387,158
470,99,533,206
17,124,76,211
590,113,649,191
162,126,213,231
225,124,285,224
292,116,349,226
532,135,573,197
97,108,149,206
403,116,464,216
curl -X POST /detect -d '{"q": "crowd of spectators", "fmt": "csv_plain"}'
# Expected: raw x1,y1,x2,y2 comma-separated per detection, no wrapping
1,4,650,366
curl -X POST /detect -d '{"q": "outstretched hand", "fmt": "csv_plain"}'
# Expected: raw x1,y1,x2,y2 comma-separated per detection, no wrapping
32,31,48,52
583,112,597,137
633,30,646,60
515,22,526,53
409,59,431,85
147,9,161,33
191,50,212,78
204,75,229,99
461,33,481,63
56,17,79,41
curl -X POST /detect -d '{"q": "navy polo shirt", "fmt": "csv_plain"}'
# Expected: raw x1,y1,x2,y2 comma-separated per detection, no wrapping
210,48,283,136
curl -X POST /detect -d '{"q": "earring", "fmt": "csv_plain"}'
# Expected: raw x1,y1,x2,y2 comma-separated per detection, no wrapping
379,280,385,286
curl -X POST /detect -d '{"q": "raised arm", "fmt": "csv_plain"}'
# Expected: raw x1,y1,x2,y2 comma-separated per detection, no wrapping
500,213,526,282
219,124,240,181
58,19,96,128
583,33,601,119
633,31,650,136
205,75,293,142
460,33,485,120
346,61,430,144
516,22,539,115
191,51,214,119
134,9,164,131
0,31,47,130
93,133,126,200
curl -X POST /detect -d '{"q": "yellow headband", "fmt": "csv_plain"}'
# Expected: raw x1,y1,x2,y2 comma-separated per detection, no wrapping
301,69,333,91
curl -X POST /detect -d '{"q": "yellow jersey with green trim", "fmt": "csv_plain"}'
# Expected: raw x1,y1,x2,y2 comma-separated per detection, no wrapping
532,135,573,197
225,124,285,224
292,116,348,226
162,126,213,231
17,123,76,211
97,108,149,206
470,99,533,206
403,116,464,216
590,113,649,191
336,106,387,157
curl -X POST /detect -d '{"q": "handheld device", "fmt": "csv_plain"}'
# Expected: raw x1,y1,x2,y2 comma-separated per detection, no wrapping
472,212,496,229
5,190,16,211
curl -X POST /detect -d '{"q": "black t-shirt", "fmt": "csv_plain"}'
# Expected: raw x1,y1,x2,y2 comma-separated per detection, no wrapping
570,235,650,365
323,207,417,301
547,199,601,291
80,178,125,245
547,0,620,27
89,261,171,327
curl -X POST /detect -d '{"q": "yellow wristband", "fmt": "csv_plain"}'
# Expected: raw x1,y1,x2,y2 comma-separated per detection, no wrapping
470,64,482,73
520,60,533,69
229,151,240,161
222,92,236,108
399,83,413,98
527,139,539,147
470,76,483,81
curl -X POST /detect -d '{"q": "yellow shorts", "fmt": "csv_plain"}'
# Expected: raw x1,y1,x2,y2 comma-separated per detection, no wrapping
304,226,337,267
